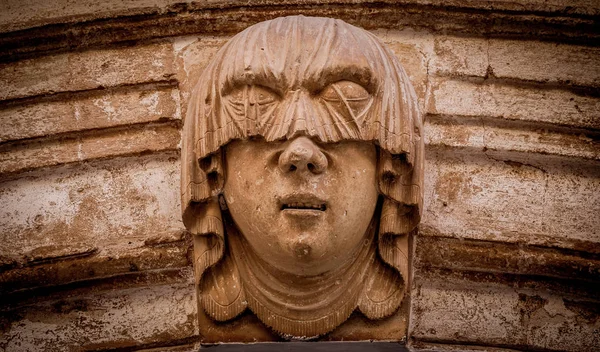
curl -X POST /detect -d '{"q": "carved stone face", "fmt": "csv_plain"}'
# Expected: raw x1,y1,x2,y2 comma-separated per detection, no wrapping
181,15,424,340
224,137,378,276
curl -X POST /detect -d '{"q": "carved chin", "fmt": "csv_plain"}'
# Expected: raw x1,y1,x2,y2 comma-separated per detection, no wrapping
292,240,312,259
199,222,406,339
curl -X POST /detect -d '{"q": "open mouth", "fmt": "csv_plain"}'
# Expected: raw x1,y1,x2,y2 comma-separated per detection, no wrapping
281,203,327,211
279,194,327,213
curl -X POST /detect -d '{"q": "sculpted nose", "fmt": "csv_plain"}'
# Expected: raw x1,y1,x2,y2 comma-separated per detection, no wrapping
278,137,328,174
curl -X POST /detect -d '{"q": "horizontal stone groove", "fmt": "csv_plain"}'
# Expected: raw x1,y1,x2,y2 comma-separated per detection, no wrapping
0,79,177,109
0,81,180,144
0,41,175,101
1,268,193,312
427,77,600,130
433,74,600,96
89,338,199,352
0,120,181,177
415,232,600,283
90,338,199,352
412,336,562,352
2,0,598,35
0,2,598,64
425,113,600,161
0,238,192,299
1,282,197,351
415,267,600,304
1,119,597,179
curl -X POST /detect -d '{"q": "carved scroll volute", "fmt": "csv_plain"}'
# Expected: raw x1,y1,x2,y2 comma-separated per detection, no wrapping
181,15,423,340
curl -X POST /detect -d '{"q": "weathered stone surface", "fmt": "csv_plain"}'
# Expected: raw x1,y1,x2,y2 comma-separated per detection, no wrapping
0,122,180,174
489,40,600,88
0,85,180,142
0,42,175,101
2,0,599,34
427,78,600,129
432,36,600,88
2,0,598,66
0,152,184,270
425,115,600,160
0,282,197,352
415,235,600,283
410,269,600,351
422,148,600,249
431,36,489,78
0,3,597,350
172,35,228,116
377,29,432,105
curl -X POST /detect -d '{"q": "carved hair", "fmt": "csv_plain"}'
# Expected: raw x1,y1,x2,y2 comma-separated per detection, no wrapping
181,15,423,336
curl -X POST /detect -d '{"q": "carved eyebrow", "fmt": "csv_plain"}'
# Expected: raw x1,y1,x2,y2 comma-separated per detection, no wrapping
306,65,378,94
222,71,285,97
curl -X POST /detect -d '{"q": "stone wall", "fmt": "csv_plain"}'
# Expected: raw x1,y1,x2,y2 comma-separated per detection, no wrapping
0,1,598,351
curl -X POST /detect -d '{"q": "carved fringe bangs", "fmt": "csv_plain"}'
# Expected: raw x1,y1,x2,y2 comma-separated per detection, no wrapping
189,16,420,157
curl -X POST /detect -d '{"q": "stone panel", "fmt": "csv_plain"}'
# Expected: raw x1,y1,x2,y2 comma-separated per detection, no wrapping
2,0,599,34
0,42,175,101
0,152,184,269
431,36,600,88
422,148,600,249
427,78,600,129
410,269,600,351
0,282,197,352
425,115,600,160
172,36,228,116
431,36,489,78
0,85,180,142
378,29,433,105
0,122,180,174
489,40,600,87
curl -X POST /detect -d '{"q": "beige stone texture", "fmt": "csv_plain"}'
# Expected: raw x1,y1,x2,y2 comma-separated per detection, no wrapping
0,152,185,288
422,148,600,248
0,282,197,352
0,1,598,350
411,269,600,351
0,123,180,174
0,85,180,142
489,40,600,87
3,0,599,34
428,78,600,129
0,42,175,101
425,115,600,160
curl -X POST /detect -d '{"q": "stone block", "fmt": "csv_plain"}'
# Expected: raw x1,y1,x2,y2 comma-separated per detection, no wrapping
425,115,600,160
379,29,433,104
489,40,600,88
431,35,489,77
0,42,175,101
0,85,180,142
411,270,600,351
173,36,228,116
422,147,600,250
0,152,184,268
0,283,197,351
0,122,180,174
427,78,600,129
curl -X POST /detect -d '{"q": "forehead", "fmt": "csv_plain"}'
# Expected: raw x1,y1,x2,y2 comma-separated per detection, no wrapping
217,16,383,92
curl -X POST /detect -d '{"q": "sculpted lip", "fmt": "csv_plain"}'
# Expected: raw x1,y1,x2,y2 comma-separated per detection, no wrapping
279,194,327,212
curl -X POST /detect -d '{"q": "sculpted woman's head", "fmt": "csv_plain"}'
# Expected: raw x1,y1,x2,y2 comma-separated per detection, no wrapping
181,15,424,339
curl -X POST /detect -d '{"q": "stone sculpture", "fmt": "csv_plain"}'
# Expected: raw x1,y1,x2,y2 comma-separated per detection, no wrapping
181,15,423,340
